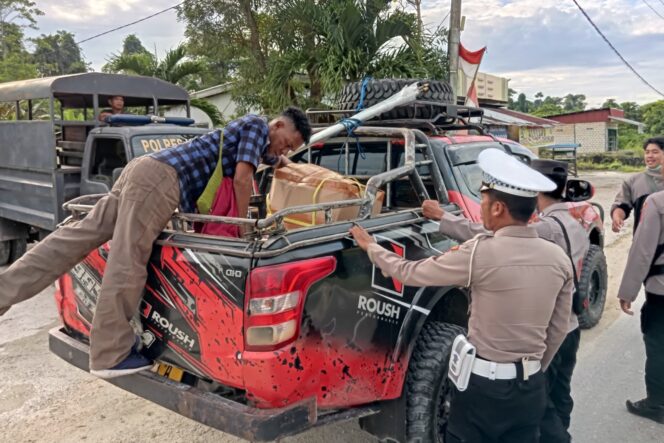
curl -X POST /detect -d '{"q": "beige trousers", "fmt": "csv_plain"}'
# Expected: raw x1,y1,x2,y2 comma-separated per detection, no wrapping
0,157,180,370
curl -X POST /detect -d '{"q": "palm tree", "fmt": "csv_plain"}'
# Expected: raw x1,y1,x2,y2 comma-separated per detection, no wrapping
103,44,223,126
265,0,421,111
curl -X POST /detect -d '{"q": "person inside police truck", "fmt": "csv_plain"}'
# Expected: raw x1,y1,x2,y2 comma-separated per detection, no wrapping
97,95,126,122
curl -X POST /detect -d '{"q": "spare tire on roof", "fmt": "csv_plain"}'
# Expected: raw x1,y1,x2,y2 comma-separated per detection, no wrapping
337,78,455,119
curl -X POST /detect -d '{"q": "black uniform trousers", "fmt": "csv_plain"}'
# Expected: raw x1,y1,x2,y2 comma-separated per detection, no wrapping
539,327,581,443
642,293,664,405
446,368,547,443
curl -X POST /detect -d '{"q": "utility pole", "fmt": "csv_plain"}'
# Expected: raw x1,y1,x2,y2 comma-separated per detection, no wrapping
448,0,462,103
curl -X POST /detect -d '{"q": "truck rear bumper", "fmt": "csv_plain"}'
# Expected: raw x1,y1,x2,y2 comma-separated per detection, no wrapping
49,327,378,441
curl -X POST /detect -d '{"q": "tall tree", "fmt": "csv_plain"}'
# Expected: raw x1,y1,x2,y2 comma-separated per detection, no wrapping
620,101,642,122
32,30,88,77
601,98,620,109
641,101,664,135
515,93,530,113
0,0,42,59
122,34,149,56
562,93,586,112
178,0,443,113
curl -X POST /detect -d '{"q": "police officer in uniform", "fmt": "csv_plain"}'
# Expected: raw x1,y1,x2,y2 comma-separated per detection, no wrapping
618,184,664,424
350,149,574,442
422,159,588,443
611,137,664,233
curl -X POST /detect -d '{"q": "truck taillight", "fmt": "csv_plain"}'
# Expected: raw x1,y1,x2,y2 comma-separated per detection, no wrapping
244,256,336,351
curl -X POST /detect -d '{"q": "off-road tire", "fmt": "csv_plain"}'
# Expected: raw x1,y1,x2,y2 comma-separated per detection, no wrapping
0,240,10,265
8,237,27,264
337,78,454,120
405,321,466,443
578,245,608,329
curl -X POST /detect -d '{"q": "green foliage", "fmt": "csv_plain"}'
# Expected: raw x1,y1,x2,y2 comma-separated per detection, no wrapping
618,126,650,150
190,98,224,127
602,98,620,109
578,150,644,172
0,51,35,81
103,43,204,87
642,100,664,135
620,101,642,121
103,38,221,125
178,0,448,113
31,30,88,76
122,34,149,56
509,90,584,116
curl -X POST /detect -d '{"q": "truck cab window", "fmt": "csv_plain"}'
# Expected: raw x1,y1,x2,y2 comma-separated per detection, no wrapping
90,138,127,187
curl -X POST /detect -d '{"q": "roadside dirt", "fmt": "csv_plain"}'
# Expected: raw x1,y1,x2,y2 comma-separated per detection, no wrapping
0,170,638,443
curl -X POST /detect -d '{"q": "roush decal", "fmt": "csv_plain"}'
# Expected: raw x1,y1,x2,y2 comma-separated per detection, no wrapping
371,235,405,297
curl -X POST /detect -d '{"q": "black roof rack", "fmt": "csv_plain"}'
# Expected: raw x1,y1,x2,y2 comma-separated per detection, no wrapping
306,102,485,135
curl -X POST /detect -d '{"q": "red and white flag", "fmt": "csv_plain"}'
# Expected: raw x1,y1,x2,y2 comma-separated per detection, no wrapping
459,44,486,107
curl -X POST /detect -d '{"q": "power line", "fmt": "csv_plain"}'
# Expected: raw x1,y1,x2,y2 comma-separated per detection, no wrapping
571,0,664,98
76,1,189,45
642,0,664,20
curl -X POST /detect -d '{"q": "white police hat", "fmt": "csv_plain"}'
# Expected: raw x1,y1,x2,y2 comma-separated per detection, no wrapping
478,148,556,198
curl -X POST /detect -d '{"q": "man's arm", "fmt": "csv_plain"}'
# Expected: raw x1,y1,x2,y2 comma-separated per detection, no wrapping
611,179,633,231
438,211,489,242
542,275,574,370
618,196,661,306
421,199,487,242
234,162,255,221
350,225,472,288
98,111,112,123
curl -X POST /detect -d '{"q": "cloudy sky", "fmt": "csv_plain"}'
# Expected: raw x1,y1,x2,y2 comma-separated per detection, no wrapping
26,0,664,107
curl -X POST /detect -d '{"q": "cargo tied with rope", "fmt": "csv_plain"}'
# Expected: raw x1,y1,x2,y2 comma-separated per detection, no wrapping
268,163,384,230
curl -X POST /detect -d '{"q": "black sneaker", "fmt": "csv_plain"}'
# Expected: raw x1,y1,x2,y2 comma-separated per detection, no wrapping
90,350,154,379
626,399,664,424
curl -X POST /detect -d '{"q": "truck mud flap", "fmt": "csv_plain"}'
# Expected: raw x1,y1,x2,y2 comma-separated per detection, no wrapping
49,327,379,441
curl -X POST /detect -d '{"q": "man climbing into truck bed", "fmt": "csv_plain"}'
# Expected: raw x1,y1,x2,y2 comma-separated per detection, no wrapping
0,107,312,379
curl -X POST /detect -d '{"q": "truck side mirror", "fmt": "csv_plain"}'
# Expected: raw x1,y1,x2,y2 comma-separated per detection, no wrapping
565,179,594,202
112,167,124,186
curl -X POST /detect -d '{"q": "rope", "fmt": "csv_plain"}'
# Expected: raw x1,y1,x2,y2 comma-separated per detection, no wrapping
355,76,372,112
337,117,366,172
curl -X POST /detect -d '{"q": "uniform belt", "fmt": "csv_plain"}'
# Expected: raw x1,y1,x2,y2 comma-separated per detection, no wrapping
471,357,541,380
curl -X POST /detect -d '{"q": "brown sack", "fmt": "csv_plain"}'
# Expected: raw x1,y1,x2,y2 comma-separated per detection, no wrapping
269,163,384,229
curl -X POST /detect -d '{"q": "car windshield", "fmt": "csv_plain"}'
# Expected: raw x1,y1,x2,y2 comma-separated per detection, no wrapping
445,141,534,199
131,134,200,157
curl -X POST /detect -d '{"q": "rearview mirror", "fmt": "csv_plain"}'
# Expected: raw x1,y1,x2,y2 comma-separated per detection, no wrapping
112,167,124,186
565,179,594,202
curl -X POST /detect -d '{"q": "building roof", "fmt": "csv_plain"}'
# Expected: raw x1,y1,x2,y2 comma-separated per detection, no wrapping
190,82,234,99
608,115,645,128
482,107,558,127
545,107,630,125
0,72,190,107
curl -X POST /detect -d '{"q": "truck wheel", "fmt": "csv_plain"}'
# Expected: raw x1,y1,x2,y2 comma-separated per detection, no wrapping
405,321,466,443
8,238,27,264
338,78,454,119
0,240,10,265
578,245,608,329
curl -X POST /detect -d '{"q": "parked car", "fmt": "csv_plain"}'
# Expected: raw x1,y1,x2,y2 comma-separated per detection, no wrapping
49,79,606,442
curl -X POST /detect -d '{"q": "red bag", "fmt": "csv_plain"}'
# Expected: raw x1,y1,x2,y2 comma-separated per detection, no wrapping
196,177,241,238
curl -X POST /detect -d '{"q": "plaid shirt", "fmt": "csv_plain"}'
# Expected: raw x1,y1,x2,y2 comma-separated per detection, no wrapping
150,114,276,213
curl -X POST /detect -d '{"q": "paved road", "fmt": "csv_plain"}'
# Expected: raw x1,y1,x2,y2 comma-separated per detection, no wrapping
2,171,663,442
571,293,663,442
